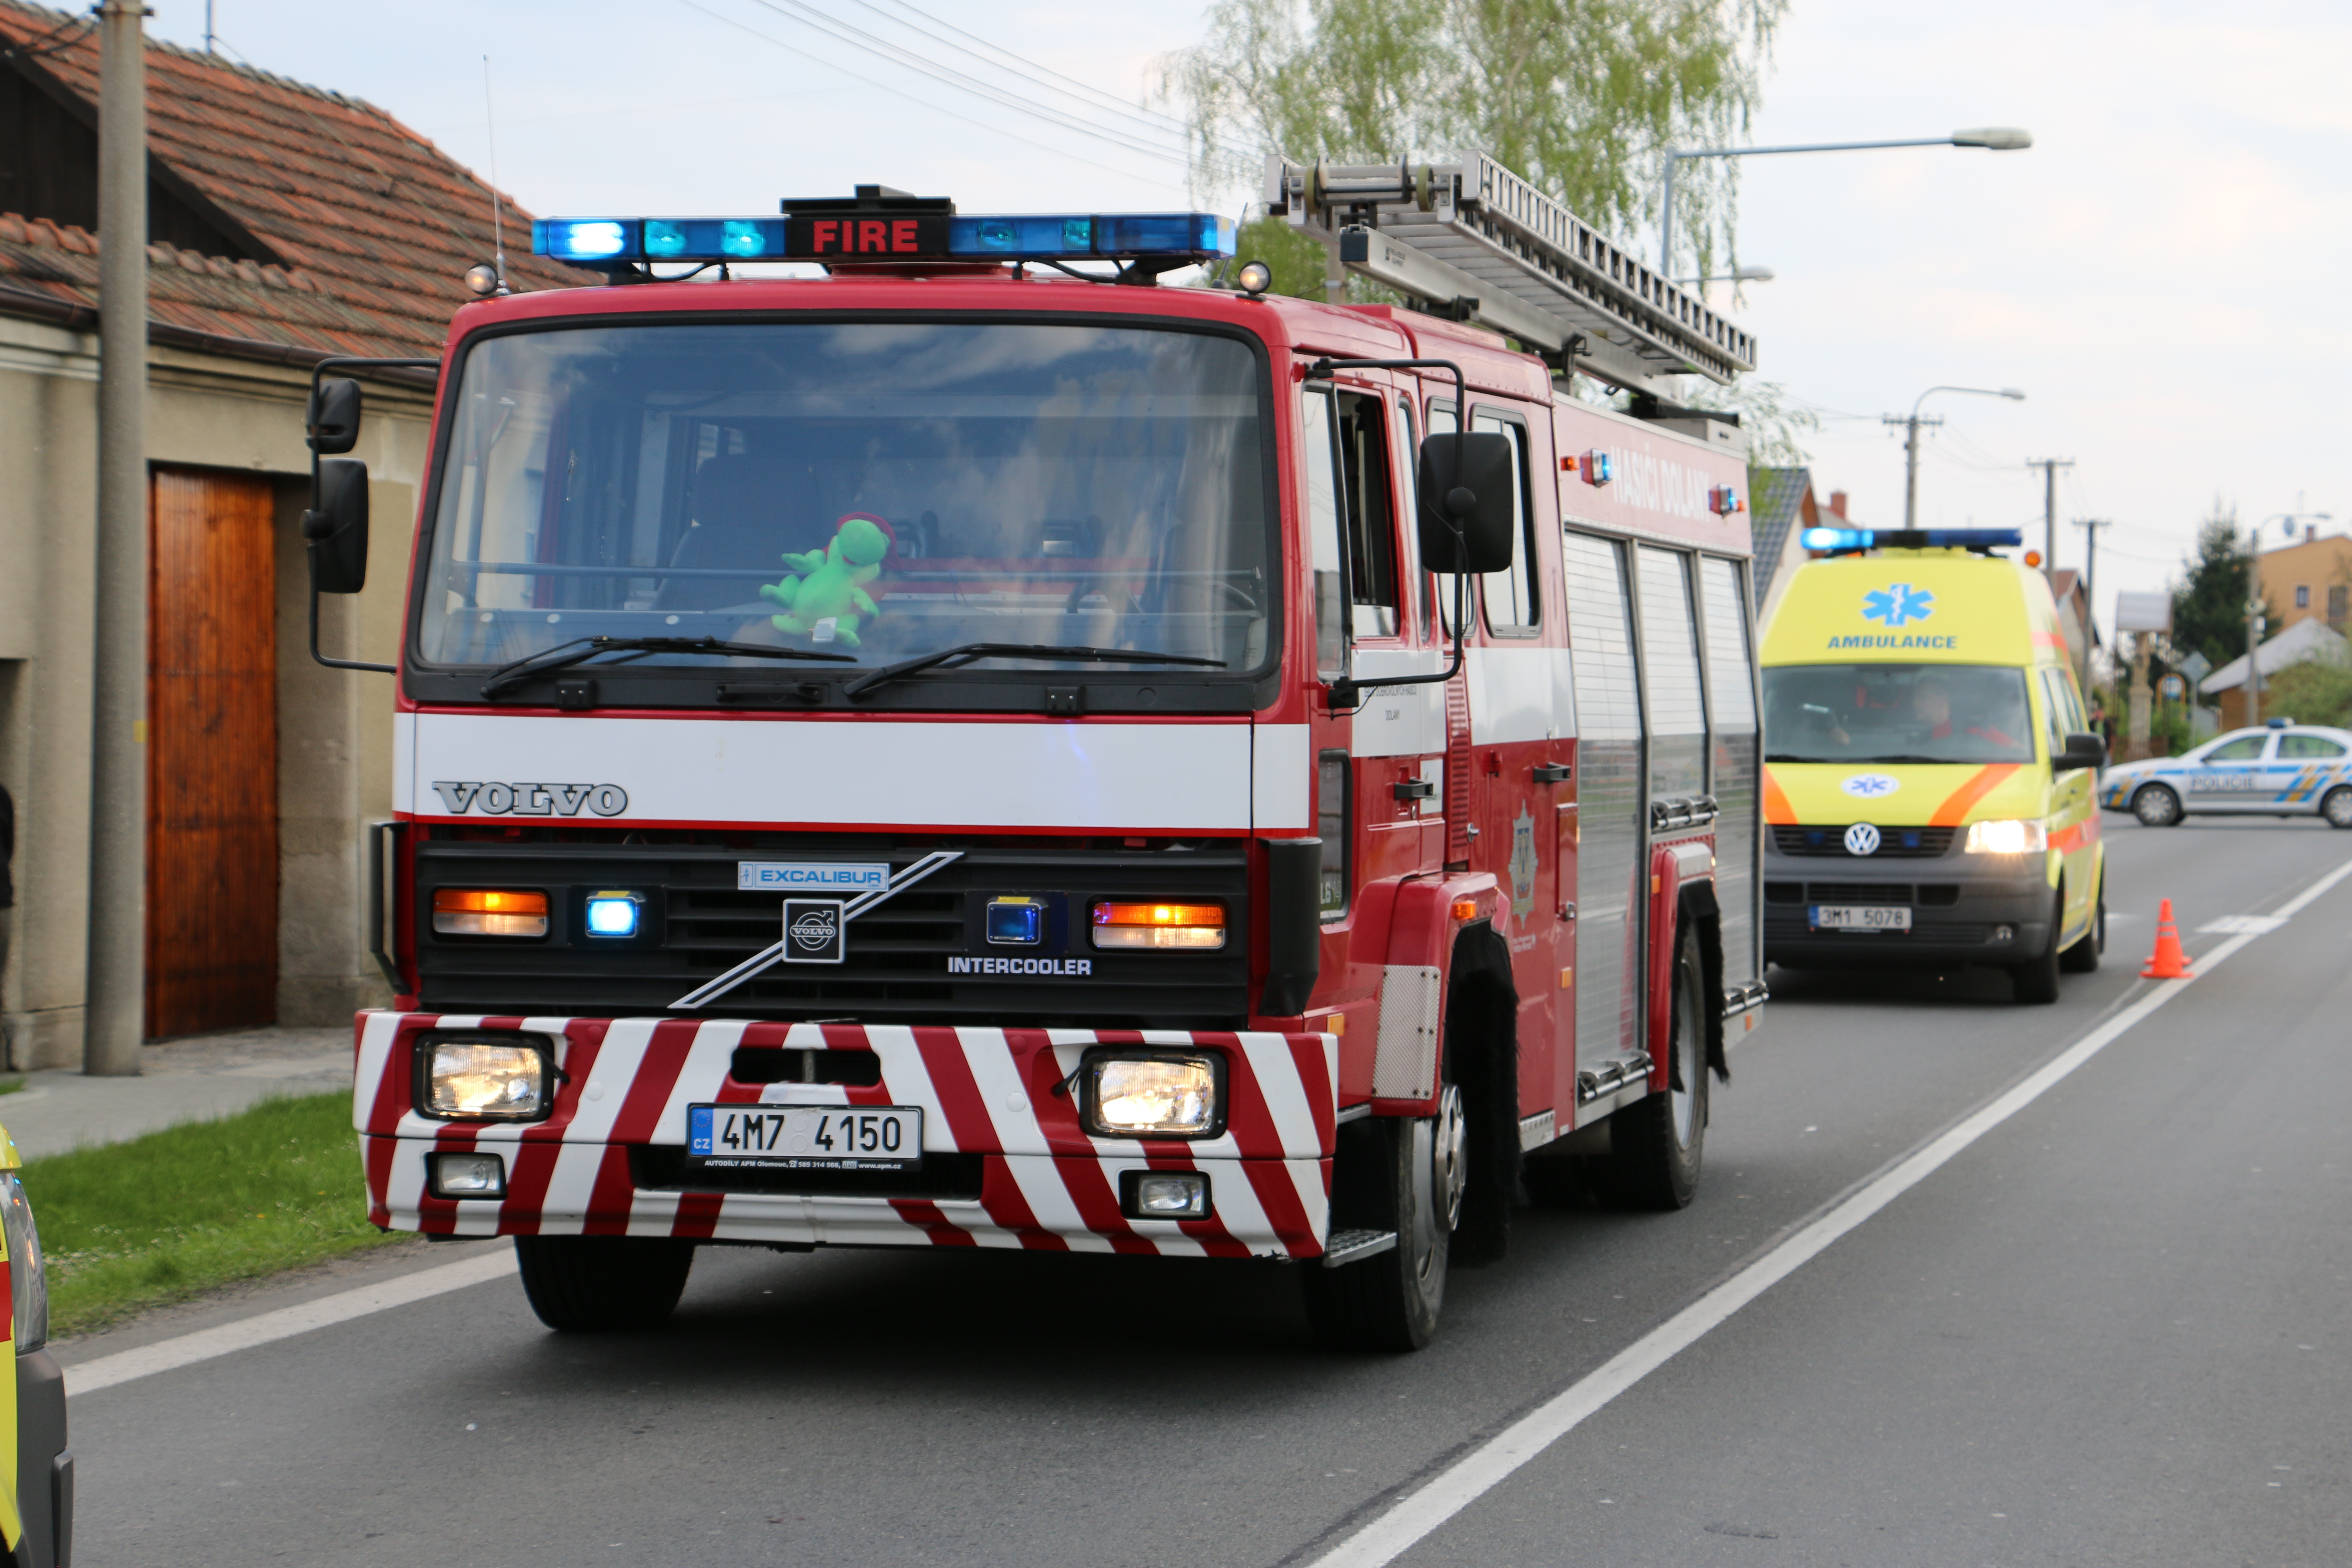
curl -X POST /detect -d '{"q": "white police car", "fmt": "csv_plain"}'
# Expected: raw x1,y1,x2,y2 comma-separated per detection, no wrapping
2100,720,2352,827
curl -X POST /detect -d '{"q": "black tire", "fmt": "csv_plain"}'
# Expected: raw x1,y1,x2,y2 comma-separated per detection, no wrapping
1602,923,1708,1212
2132,783,2183,828
2059,881,2104,973
514,1235,696,1332
2323,787,2352,829
2011,891,2064,1003
1301,1095,1462,1354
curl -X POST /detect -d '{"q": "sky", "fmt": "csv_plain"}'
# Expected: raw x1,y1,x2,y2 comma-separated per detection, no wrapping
142,0,2352,648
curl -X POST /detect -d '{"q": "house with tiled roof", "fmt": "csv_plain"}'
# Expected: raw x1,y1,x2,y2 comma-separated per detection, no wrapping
1750,467,1862,626
0,3,589,1067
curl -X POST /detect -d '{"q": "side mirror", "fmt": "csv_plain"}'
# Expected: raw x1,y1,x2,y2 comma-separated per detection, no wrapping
304,458,370,594
307,377,363,454
1416,431,1516,576
2059,730,2107,772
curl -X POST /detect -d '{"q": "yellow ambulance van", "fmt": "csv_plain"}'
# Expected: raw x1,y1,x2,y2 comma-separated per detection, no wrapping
1758,529,2107,1002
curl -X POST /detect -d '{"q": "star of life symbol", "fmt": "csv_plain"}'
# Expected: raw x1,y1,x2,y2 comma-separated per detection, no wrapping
1862,583,1934,628
1508,805,1538,916
1843,822,1882,857
1841,772,1900,799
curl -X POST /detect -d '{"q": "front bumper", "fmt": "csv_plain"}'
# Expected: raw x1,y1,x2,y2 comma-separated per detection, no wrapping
1764,851,2055,967
354,1013,1335,1259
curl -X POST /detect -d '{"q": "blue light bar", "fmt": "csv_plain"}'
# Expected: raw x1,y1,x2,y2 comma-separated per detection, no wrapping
1802,527,2026,552
535,212,1235,267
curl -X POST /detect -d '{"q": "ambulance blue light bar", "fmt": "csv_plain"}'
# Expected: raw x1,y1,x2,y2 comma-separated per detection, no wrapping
534,213,1236,266
1802,527,2024,552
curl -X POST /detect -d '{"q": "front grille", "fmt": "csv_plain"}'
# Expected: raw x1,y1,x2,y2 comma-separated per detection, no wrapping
1804,882,1912,905
1773,825,1955,858
413,830,1250,1029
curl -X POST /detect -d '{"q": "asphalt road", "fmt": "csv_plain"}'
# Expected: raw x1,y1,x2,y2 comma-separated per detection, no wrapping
56,813,2352,1567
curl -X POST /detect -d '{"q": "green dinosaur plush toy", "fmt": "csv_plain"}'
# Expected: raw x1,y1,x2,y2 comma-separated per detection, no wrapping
761,512,894,647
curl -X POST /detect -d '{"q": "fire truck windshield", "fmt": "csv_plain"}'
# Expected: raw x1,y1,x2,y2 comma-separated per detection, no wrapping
414,320,1274,692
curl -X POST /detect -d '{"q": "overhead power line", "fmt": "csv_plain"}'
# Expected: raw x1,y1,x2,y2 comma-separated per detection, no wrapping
738,0,1250,180
671,0,1185,192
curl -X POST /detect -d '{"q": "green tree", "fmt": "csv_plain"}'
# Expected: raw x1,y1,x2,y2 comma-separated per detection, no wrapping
1163,0,1788,289
2168,501,2276,672
2264,650,2352,729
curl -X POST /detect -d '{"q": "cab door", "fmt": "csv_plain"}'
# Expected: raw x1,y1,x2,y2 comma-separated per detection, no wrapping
2187,732,2272,812
2039,664,2098,937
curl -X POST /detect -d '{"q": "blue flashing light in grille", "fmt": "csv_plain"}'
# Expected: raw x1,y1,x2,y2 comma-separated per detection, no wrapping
584,892,643,938
985,897,1044,946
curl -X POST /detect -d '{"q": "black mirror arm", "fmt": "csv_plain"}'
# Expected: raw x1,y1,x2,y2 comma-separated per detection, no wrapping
1302,357,1470,710
305,356,440,675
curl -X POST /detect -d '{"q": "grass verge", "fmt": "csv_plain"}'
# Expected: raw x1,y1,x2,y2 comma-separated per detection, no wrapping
21,1092,408,1338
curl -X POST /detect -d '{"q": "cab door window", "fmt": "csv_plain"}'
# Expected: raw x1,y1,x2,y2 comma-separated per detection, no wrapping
1302,387,1402,675
1471,411,1538,635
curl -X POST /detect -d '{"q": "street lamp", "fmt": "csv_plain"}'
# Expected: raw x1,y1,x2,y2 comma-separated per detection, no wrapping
1659,128,2031,276
2247,510,2331,724
1883,386,2026,530
1675,265,1776,285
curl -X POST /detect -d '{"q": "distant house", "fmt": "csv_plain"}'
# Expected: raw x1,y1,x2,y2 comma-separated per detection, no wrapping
0,2,588,1066
2199,618,2348,731
2245,526,2352,637
2044,568,2101,698
1750,467,1856,625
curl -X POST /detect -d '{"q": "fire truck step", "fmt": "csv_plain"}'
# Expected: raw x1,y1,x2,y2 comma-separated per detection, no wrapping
1321,1228,1401,1268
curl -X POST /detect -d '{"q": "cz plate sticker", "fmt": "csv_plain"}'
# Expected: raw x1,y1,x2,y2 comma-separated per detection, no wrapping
687,1105,922,1171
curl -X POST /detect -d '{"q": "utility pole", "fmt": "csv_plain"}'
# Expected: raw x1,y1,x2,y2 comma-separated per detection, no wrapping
2026,458,2073,572
2070,518,2111,609
1883,410,1944,530
87,0,147,1076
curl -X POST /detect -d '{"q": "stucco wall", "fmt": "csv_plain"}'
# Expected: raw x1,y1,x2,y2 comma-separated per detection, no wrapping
0,313,436,1066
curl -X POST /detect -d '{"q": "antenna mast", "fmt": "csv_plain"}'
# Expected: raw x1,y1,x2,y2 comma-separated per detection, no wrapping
483,56,508,293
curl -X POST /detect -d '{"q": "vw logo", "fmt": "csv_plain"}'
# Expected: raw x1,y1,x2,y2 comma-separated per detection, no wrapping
1843,822,1882,857
790,909,839,950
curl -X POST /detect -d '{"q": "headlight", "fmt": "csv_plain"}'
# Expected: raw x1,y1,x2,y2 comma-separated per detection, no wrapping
1089,900,1226,950
1963,818,2048,854
2,1173,48,1352
417,1035,554,1121
1083,1053,1225,1138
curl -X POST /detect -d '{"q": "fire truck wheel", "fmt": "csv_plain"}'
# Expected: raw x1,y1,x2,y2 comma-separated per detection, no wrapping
514,1235,697,1332
1301,1109,1456,1353
1603,923,1708,1212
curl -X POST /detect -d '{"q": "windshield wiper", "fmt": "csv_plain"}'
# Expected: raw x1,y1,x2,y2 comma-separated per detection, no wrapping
842,642,1225,701
480,635,855,698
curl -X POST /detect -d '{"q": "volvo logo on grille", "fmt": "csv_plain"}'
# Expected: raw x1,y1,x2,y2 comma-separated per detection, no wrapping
429,781,628,817
782,899,846,964
1843,822,1882,857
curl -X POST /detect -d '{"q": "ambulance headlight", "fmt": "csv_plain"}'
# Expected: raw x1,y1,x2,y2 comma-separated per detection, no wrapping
418,1036,555,1121
1963,819,2047,854
2,1173,48,1352
1083,1053,1225,1139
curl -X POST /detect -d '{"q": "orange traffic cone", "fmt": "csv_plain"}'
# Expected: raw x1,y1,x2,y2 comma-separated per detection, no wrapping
2140,897,2192,979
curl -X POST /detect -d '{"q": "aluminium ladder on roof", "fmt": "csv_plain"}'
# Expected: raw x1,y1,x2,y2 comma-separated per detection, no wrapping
1263,153,1757,390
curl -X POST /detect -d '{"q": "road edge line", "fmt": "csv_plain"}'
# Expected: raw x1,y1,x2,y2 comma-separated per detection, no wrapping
64,1247,518,1397
1309,856,2352,1568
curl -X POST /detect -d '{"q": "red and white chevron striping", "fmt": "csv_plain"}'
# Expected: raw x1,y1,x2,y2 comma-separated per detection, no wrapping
353,1014,1339,1258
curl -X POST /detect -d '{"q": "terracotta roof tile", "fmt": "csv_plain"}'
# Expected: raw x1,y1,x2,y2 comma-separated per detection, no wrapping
0,0,594,357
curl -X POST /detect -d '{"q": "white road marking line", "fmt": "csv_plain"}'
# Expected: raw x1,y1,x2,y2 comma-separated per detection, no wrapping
2196,914,2285,935
1310,858,2352,1568
64,1248,519,1398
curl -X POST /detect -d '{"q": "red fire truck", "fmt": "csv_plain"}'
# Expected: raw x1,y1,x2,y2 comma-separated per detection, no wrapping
319,154,1766,1351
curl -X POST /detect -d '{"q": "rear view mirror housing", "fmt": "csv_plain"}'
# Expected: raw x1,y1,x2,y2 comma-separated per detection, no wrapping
304,459,369,594
307,377,362,454
1416,431,1516,575
2058,730,2107,772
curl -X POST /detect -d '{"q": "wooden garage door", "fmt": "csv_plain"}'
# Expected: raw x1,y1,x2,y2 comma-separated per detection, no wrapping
147,466,278,1038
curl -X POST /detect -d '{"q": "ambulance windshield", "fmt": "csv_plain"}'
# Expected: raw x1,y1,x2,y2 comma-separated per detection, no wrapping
1763,664,2036,765
414,321,1272,684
